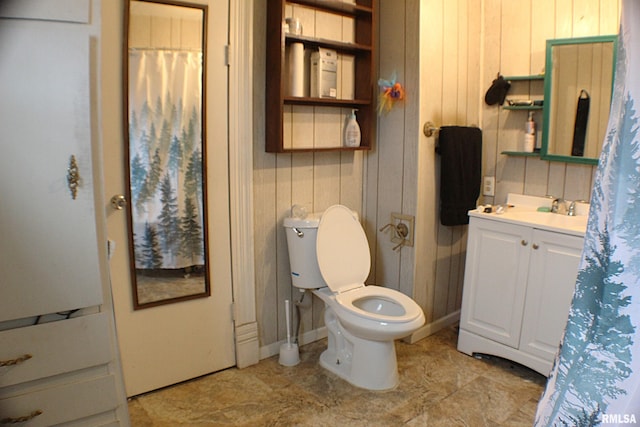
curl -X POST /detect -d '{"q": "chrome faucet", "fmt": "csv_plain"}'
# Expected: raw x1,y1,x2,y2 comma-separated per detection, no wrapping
567,201,577,216
551,198,567,215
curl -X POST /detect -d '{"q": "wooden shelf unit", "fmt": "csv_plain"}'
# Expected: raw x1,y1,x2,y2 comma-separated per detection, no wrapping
266,0,376,153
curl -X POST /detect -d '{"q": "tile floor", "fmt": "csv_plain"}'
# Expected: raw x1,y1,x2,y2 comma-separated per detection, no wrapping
128,326,547,426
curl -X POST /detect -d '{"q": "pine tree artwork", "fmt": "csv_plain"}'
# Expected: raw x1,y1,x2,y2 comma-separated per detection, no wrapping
158,173,182,261
535,2,640,422
180,196,203,264
168,135,183,174
128,49,205,273
140,222,163,269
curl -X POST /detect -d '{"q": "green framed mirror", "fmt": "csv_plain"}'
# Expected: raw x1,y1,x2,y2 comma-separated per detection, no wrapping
541,35,617,165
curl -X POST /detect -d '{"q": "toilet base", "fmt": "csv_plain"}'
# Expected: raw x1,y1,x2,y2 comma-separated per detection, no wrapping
318,336,399,390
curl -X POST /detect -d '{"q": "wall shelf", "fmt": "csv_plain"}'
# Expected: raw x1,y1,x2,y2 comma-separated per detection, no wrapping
504,74,545,81
503,105,543,111
284,96,370,107
288,0,373,15
502,150,540,157
285,34,372,54
265,0,376,153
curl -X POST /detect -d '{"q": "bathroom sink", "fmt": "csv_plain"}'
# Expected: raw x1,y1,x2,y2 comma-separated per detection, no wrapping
468,194,589,236
505,210,588,234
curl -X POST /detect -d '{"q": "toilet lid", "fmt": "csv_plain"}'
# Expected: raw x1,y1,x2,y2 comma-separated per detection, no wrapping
316,205,370,293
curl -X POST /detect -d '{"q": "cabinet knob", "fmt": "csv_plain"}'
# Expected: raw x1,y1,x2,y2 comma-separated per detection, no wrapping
521,240,528,246
532,243,539,250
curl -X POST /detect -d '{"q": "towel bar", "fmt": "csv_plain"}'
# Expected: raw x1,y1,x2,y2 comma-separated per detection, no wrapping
423,121,438,137
424,122,480,138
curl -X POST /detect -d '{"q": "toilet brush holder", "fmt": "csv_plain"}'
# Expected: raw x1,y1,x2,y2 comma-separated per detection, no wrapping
279,342,300,366
279,299,300,366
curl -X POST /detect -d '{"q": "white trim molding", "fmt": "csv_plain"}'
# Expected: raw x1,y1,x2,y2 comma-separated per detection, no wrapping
229,0,259,368
405,311,460,344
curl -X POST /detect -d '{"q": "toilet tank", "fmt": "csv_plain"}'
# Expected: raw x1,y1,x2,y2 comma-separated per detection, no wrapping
283,213,326,289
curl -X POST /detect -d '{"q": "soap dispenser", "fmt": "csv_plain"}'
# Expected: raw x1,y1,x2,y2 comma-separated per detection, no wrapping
344,109,361,147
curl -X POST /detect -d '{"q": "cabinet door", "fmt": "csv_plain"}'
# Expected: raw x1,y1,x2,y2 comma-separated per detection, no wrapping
0,11,102,322
460,219,532,348
519,229,583,366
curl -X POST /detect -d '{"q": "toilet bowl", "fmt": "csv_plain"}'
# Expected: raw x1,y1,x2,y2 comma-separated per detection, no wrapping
284,204,425,390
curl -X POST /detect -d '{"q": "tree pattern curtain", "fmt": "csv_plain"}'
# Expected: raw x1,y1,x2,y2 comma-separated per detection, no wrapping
128,49,204,270
535,0,640,424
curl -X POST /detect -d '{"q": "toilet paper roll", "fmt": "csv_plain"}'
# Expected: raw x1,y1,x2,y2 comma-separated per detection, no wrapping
289,42,304,97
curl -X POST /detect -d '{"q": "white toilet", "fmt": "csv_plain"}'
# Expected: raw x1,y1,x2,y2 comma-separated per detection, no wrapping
284,204,425,390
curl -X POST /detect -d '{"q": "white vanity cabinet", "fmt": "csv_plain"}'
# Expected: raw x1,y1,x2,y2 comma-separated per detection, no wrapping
458,215,584,376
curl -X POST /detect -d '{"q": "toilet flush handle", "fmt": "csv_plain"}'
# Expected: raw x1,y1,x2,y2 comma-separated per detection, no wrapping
292,227,304,237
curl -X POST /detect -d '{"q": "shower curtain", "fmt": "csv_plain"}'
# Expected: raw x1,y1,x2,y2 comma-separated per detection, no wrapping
535,1,640,425
128,49,204,270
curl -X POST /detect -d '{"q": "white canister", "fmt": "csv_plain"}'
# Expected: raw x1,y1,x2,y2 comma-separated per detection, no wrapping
285,17,302,35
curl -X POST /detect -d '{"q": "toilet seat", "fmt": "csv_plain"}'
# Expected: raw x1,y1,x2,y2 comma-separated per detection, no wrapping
317,205,422,323
316,205,370,294
335,285,423,323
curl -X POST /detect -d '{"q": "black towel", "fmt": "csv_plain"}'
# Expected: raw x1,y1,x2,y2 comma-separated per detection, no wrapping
437,126,482,226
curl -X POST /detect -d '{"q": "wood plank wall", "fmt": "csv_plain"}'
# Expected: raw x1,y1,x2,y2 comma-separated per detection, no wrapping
410,0,620,333
483,0,621,206
253,0,364,354
372,0,483,332
252,0,620,354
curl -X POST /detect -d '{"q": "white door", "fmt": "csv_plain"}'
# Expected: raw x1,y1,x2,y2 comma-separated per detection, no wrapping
102,0,235,397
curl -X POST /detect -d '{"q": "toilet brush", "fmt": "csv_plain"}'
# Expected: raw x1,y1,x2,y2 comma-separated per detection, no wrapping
279,299,300,366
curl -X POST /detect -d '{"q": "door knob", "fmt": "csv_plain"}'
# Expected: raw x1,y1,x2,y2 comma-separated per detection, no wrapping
110,194,127,210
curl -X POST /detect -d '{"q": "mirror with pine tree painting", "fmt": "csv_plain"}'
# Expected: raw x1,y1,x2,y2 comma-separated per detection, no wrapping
125,0,209,308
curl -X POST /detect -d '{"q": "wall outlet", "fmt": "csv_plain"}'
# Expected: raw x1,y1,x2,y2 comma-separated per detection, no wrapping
483,176,495,197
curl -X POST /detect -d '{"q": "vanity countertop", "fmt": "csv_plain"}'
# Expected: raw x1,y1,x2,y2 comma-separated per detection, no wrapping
468,193,589,237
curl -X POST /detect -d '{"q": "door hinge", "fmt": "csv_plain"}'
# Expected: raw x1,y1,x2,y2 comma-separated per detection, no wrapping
231,301,236,322
224,45,230,66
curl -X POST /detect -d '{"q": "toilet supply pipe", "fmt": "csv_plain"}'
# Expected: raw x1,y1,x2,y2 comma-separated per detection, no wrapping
294,290,307,345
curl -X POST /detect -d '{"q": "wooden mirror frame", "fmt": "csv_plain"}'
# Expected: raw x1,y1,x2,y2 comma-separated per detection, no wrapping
123,0,210,310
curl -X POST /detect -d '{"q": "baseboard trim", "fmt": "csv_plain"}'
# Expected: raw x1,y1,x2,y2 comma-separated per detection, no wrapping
257,312,460,358
259,326,328,360
235,322,260,368
404,310,460,344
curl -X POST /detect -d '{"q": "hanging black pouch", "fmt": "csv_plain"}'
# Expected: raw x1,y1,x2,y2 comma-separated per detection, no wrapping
571,90,590,156
484,74,511,106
